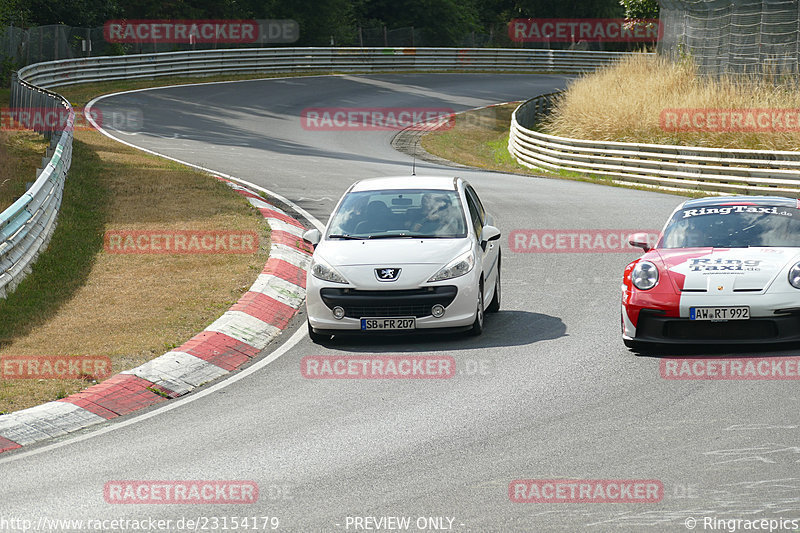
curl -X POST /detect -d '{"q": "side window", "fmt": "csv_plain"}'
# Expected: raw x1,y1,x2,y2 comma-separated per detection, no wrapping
465,192,483,240
465,186,486,223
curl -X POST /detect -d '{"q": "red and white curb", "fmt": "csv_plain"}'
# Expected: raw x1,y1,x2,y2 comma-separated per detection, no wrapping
0,177,311,454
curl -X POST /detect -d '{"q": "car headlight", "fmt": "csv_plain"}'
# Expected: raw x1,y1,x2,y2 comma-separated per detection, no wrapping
789,262,800,289
311,257,348,284
428,250,475,282
631,260,659,290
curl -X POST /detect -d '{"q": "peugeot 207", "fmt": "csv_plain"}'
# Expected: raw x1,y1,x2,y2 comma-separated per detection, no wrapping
303,176,501,343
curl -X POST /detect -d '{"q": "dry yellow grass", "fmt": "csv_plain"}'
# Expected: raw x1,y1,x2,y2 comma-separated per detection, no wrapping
0,127,268,414
543,53,800,151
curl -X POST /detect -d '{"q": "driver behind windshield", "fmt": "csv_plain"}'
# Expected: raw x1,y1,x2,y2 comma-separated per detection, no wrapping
409,193,457,234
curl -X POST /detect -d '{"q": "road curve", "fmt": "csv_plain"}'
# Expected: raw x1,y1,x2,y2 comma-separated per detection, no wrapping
2,73,800,532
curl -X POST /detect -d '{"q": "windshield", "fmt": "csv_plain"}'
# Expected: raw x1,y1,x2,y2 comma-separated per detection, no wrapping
660,204,800,248
326,189,467,239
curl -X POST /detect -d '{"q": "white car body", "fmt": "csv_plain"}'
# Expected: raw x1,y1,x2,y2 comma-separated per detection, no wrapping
304,176,501,340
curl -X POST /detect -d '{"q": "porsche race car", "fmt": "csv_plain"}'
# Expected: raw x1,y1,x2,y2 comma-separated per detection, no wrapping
622,196,800,348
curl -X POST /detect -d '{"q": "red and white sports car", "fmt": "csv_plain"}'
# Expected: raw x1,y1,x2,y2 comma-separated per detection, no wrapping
622,196,800,349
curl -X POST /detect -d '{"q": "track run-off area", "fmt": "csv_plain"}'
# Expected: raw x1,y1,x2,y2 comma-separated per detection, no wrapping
3,73,800,532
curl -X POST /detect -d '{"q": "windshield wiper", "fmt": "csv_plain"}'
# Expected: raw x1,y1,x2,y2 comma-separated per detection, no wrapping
328,234,365,240
363,234,413,239
363,233,450,239
332,233,453,240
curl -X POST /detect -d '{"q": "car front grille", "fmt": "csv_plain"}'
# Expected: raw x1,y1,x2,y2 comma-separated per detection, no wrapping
635,309,789,342
320,286,458,318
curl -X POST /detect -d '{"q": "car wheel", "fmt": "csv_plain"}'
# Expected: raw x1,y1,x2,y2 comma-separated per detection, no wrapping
308,320,332,344
469,280,485,336
486,255,501,313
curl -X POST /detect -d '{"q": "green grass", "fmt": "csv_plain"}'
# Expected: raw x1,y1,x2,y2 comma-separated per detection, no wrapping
486,135,519,166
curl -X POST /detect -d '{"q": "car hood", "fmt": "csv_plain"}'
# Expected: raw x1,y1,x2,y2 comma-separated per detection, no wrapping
651,247,800,293
316,238,471,266
314,238,473,289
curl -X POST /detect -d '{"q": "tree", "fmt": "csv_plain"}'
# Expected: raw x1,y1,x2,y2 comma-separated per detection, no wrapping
0,0,31,26
620,0,659,19
361,0,481,46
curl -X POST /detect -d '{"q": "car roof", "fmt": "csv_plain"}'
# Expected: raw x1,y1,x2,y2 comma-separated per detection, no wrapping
680,195,799,209
349,176,460,192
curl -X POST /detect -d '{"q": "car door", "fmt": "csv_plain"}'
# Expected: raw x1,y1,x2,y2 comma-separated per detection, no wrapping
464,184,499,302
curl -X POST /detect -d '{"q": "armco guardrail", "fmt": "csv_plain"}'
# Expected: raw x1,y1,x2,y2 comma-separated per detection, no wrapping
509,91,800,195
1,72,73,298
4,47,632,298
19,47,636,89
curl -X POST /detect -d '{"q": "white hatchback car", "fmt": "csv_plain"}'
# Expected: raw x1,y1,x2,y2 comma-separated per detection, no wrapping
303,176,501,342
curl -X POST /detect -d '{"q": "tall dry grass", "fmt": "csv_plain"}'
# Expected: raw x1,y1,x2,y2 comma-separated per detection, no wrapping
542,54,800,151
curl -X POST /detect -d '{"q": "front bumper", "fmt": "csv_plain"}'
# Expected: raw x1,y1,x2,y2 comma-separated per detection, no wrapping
307,281,478,332
629,309,800,345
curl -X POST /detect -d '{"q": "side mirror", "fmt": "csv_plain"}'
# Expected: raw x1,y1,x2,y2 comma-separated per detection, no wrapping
481,225,502,243
303,229,321,246
628,232,651,252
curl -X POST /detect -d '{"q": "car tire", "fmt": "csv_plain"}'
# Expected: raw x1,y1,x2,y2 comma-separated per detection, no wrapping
486,254,501,313
308,320,331,344
469,280,485,336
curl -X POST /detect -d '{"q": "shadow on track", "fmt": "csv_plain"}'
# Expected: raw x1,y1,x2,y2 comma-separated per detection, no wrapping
315,310,566,352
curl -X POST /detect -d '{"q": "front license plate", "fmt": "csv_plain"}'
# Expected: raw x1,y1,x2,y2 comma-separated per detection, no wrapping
690,306,750,321
360,317,416,330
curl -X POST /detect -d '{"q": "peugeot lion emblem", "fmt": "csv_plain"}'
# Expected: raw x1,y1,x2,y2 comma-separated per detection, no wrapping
375,268,401,281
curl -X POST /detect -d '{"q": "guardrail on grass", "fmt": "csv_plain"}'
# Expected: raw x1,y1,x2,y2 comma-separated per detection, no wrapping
509,91,800,195
1,72,73,298
18,47,637,89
